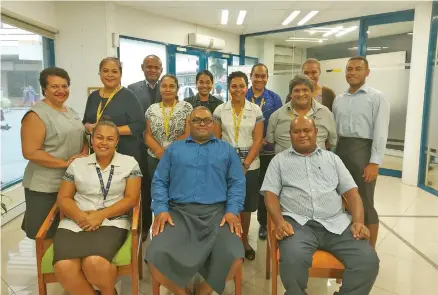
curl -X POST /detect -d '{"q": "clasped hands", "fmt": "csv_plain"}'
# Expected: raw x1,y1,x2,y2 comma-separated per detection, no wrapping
152,212,242,237
77,210,106,232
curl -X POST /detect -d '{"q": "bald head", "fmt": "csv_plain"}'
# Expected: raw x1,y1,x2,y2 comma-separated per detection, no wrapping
289,116,318,154
142,55,163,83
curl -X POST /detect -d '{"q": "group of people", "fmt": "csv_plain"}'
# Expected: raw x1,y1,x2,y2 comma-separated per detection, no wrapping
19,53,390,295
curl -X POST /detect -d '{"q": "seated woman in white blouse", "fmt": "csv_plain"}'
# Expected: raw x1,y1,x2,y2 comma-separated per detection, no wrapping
53,119,142,295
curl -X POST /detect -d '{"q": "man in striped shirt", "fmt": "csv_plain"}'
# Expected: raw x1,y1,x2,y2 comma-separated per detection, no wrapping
261,116,379,295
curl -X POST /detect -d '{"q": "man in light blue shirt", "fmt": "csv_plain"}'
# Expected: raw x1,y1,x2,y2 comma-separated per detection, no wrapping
146,106,245,295
262,116,379,295
332,56,390,249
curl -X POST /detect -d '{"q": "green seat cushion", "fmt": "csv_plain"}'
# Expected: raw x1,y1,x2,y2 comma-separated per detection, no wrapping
41,231,133,274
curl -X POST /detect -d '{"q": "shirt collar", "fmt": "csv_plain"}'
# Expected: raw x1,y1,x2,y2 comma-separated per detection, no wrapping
288,146,321,156
145,80,158,89
286,99,322,115
86,152,122,168
344,83,369,95
195,93,215,103
185,135,218,144
247,87,268,99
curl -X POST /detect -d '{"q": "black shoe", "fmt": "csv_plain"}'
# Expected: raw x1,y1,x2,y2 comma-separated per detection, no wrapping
258,225,267,240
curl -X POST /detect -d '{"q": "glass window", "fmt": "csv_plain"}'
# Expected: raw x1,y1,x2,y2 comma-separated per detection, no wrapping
364,21,414,172
423,5,438,191
208,57,228,101
245,57,257,66
175,53,199,100
119,37,167,87
232,56,240,66
1,22,53,189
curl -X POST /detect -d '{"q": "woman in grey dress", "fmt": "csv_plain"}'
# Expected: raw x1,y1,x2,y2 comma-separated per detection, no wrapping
20,67,88,239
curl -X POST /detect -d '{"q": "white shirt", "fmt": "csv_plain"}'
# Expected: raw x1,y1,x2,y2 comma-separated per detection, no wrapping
58,152,142,233
213,100,264,170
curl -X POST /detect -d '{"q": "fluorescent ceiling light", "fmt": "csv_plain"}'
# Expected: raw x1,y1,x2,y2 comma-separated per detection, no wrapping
282,11,300,26
236,10,247,25
288,37,328,41
348,46,389,51
221,10,229,25
297,11,319,26
336,26,358,37
287,39,325,43
407,32,413,35
323,26,343,37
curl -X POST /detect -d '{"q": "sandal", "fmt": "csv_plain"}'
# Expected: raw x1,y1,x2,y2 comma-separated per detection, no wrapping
245,247,256,261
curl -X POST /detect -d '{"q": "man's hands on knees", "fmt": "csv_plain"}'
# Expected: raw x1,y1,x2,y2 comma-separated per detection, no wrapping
350,222,370,240
220,213,242,237
275,219,294,240
152,212,175,237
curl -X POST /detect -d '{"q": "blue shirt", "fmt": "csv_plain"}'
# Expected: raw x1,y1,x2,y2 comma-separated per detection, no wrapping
246,87,283,136
151,136,246,216
332,84,390,164
261,147,356,235
246,87,283,155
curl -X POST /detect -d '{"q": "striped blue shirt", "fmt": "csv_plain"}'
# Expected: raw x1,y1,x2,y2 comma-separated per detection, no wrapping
332,84,390,164
261,147,357,234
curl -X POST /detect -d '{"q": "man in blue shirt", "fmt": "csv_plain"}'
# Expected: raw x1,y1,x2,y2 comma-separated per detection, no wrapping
146,106,245,295
332,56,390,249
246,63,283,240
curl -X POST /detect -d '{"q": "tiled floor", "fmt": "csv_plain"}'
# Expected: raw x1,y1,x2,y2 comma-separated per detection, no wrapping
1,176,438,295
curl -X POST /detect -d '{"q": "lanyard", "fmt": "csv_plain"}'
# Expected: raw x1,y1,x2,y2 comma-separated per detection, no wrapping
96,165,115,200
252,97,265,109
96,86,121,122
160,101,177,137
232,103,244,145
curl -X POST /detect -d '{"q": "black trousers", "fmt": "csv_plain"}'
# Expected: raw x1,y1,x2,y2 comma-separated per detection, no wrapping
138,144,153,235
257,154,275,227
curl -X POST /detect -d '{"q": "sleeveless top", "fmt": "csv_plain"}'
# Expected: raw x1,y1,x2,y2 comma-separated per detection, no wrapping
22,101,86,193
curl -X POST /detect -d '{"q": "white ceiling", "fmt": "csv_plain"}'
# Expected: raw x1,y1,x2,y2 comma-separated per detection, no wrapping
116,1,419,35
251,21,414,48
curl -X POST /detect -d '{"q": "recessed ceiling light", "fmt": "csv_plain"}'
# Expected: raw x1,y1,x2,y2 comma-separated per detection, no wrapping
221,10,229,25
323,26,343,37
236,10,247,25
297,11,319,26
282,11,300,26
407,32,413,35
336,26,358,37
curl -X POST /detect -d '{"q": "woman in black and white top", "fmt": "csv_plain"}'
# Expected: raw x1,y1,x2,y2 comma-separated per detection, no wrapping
145,74,192,178
213,71,264,261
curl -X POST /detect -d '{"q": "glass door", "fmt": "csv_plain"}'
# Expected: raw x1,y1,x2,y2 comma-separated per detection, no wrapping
362,12,414,176
175,53,199,100
208,55,229,101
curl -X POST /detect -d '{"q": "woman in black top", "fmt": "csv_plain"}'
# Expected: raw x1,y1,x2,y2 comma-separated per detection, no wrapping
83,57,145,161
185,70,223,114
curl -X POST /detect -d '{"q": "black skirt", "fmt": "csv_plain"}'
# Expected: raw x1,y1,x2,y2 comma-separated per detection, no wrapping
53,226,128,264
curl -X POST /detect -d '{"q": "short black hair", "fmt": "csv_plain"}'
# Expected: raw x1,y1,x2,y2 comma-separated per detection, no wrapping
348,56,369,69
227,71,249,88
196,70,214,83
92,118,120,139
99,57,123,74
39,67,71,96
250,63,269,77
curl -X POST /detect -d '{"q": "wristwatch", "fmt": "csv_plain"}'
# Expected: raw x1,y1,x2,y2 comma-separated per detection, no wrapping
243,163,250,170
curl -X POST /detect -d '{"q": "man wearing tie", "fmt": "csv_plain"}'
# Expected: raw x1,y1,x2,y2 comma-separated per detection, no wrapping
128,55,163,240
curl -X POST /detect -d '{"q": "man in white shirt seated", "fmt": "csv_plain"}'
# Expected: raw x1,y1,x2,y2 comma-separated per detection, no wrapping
261,116,379,295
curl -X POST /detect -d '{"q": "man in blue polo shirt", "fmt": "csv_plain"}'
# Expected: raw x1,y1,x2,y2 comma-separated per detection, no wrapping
246,63,283,240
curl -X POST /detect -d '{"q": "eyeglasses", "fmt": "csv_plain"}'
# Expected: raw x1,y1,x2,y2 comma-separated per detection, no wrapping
192,118,213,125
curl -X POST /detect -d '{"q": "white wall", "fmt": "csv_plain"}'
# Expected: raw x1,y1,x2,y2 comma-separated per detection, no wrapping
115,4,240,54
1,1,57,32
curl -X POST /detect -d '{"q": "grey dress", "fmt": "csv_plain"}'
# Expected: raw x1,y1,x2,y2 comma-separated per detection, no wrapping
21,101,85,239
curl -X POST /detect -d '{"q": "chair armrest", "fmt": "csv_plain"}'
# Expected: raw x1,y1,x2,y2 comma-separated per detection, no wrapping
131,196,141,233
35,203,59,242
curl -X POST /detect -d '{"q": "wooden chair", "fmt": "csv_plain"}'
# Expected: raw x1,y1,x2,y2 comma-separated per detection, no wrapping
35,198,143,295
265,213,344,295
151,215,244,295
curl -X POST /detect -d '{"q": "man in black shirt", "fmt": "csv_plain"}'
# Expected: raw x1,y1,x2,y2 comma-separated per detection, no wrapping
128,55,163,241
185,70,223,114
